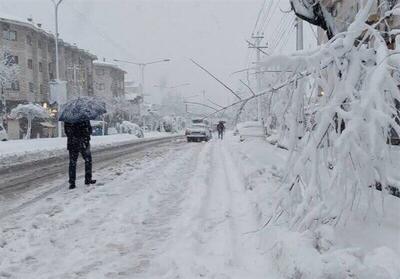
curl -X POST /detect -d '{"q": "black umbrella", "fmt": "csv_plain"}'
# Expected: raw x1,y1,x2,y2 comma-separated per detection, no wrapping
59,96,107,123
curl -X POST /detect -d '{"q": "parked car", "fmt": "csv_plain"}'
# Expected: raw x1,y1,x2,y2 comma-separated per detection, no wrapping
90,120,108,136
0,123,8,141
186,123,212,142
237,121,265,142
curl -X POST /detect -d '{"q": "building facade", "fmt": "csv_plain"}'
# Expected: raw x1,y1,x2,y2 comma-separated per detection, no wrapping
0,16,96,138
93,60,126,127
125,80,143,123
93,60,125,100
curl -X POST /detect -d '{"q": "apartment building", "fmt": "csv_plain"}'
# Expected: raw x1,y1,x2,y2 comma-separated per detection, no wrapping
0,15,96,138
93,60,125,100
93,60,127,126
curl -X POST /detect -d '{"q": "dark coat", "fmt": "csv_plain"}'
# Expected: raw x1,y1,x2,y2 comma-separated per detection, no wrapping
64,120,92,151
217,123,225,132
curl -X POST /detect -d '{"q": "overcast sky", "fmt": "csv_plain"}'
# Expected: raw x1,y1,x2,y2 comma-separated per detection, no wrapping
0,0,316,106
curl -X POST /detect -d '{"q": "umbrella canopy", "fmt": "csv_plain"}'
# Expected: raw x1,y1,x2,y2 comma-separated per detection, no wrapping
59,96,107,123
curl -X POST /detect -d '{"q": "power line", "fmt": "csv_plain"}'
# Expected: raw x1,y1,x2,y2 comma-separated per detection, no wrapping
272,17,295,52
64,1,137,61
260,0,280,32
267,14,292,52
252,0,269,34
256,0,274,34
278,21,296,52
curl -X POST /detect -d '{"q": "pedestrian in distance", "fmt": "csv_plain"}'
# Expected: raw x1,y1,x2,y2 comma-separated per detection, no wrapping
217,121,225,140
64,120,96,189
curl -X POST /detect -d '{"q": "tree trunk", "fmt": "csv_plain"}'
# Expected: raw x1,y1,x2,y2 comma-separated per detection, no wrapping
26,116,32,139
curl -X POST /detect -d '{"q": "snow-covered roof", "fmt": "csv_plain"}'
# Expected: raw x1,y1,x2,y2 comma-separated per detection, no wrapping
94,61,126,73
0,14,97,60
0,13,42,30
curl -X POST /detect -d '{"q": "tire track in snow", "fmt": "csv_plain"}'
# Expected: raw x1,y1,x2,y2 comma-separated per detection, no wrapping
165,139,275,278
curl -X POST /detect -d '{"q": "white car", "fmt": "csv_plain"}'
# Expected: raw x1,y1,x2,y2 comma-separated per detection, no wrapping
237,121,265,142
0,123,8,141
186,123,212,142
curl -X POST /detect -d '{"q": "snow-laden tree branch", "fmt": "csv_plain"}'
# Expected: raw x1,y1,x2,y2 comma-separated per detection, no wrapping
261,0,400,231
10,103,50,139
0,47,18,89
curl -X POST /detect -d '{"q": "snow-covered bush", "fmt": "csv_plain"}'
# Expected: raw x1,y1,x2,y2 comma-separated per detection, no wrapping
10,103,50,139
120,121,144,138
260,1,400,231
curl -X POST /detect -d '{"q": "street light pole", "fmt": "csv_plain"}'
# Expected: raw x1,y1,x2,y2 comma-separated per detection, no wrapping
52,0,64,137
113,58,170,96
114,58,170,130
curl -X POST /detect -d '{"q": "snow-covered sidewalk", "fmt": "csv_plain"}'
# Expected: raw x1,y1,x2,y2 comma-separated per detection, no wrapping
0,132,174,168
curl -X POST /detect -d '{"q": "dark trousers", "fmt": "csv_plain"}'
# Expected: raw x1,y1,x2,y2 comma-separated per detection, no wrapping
218,130,223,139
68,144,92,185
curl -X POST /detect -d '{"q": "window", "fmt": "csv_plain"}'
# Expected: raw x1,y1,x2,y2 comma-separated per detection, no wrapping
96,83,105,90
29,82,34,93
38,40,43,49
4,53,18,65
26,35,32,45
40,84,44,94
96,68,105,76
39,62,43,72
3,30,17,41
5,81,20,91
28,59,33,70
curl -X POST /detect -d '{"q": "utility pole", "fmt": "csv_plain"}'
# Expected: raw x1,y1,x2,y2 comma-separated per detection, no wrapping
295,17,305,139
249,32,268,121
1,85,5,125
52,0,64,138
296,17,304,51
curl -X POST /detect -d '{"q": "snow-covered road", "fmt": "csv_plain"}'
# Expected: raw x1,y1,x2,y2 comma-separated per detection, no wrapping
2,134,398,279
0,136,275,278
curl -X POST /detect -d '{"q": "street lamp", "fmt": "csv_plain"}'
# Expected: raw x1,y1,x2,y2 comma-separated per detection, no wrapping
113,58,171,95
51,0,64,137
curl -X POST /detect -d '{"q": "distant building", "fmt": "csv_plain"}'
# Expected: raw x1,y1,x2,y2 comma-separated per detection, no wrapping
93,60,125,100
124,80,143,123
93,60,126,126
0,15,96,138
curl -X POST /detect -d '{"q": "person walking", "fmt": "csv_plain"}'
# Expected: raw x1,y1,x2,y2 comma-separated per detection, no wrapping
217,121,225,140
65,120,96,189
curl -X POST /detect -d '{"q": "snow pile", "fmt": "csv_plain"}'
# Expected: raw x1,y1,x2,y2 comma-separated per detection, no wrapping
228,135,400,279
272,228,400,279
0,133,173,168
